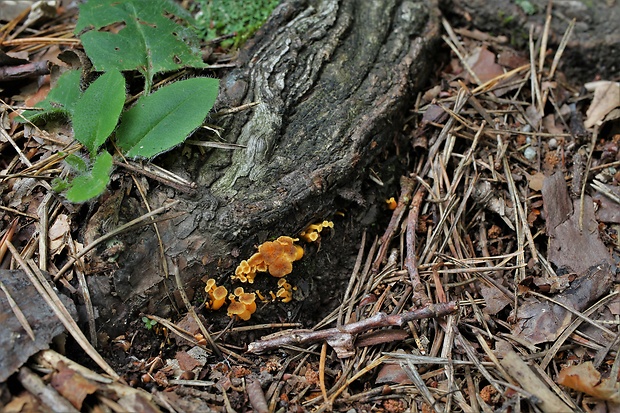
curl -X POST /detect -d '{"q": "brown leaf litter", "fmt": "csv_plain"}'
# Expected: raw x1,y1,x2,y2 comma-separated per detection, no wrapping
0,2,619,413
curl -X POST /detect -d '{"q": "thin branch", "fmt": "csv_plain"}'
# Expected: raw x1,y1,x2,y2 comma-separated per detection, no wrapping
247,301,458,357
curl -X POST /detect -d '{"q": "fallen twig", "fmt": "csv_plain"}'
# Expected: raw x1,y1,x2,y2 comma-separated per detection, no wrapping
405,185,429,307
371,176,416,273
248,301,458,358
246,379,269,413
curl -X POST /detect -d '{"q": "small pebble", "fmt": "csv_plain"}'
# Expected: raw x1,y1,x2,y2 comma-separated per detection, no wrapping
548,138,558,149
523,147,537,160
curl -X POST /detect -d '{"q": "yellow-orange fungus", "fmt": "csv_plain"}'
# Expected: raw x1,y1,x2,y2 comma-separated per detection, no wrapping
258,236,303,278
211,286,227,310
205,279,228,310
227,299,245,317
239,293,257,313
255,290,267,301
295,245,304,260
239,260,250,273
248,253,266,268
233,260,257,283
227,289,258,320
235,236,305,282
386,197,397,210
300,220,334,242
205,278,216,292
267,259,293,278
276,278,294,303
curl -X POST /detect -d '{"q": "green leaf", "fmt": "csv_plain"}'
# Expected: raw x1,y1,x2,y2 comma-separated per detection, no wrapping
64,153,89,174
515,0,536,15
21,70,82,121
116,77,219,158
76,0,204,91
51,178,70,192
65,152,114,203
72,70,126,154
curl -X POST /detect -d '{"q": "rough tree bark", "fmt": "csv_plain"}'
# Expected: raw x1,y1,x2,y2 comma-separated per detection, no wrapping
87,0,442,333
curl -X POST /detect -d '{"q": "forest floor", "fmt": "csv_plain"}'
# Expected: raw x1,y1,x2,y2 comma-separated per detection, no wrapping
0,1,619,413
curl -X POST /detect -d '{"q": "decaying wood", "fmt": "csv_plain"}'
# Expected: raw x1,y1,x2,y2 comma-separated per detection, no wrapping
91,0,442,332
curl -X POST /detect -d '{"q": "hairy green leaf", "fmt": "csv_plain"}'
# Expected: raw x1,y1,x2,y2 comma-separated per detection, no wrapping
72,70,126,154
64,153,89,174
65,152,114,203
52,178,70,192
21,70,82,121
116,77,219,158
76,0,204,91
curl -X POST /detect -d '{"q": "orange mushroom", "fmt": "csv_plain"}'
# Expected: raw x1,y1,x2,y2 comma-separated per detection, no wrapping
227,299,248,320
205,279,228,310
234,236,305,282
276,278,293,303
258,236,304,278
233,259,259,283
210,286,228,310
226,287,257,320
300,220,334,242
386,197,397,210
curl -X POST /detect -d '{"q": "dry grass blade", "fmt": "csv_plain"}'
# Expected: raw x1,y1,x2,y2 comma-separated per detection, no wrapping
53,200,180,281
172,264,221,357
0,280,35,341
5,241,120,380
401,359,442,413
319,342,330,411
67,239,97,346
34,349,113,384
500,350,573,413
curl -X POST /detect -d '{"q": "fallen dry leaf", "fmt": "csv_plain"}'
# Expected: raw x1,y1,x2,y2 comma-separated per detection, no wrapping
376,363,413,385
466,46,504,84
1,391,42,413
593,186,620,224
542,171,572,232
513,263,614,344
51,362,99,409
175,350,202,372
479,282,511,315
48,214,70,257
543,114,565,135
527,172,545,192
584,81,620,129
558,362,620,404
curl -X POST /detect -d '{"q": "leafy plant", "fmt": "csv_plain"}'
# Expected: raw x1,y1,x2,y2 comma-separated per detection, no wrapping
141,316,158,330
23,0,219,202
515,0,536,15
75,0,205,93
193,0,280,48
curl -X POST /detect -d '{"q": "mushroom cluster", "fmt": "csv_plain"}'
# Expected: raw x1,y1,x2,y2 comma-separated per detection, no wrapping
300,220,334,242
227,287,257,321
204,279,228,310
233,236,304,282
276,278,294,303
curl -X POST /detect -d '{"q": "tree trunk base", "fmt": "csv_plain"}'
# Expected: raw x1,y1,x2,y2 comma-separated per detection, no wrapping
85,0,442,335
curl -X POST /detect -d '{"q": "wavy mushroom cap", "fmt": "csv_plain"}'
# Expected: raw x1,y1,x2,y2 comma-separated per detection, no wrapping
210,285,228,310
